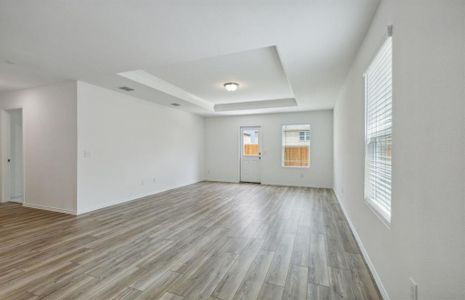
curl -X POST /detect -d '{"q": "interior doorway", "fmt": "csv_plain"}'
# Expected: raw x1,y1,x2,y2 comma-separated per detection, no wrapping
240,126,261,183
0,109,24,203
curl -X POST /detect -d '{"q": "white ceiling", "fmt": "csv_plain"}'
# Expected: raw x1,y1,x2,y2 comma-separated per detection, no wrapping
0,0,380,115
0,61,64,91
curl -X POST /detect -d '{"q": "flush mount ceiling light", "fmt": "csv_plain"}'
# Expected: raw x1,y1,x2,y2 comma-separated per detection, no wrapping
223,82,239,92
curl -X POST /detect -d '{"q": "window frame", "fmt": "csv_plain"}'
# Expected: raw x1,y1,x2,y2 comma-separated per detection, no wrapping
281,124,311,169
299,131,310,142
363,35,393,225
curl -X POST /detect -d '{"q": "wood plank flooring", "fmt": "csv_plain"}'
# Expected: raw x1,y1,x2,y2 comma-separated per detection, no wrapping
0,182,381,300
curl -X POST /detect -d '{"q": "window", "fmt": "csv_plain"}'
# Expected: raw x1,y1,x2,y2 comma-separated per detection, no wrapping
364,36,392,223
299,131,310,141
282,124,310,167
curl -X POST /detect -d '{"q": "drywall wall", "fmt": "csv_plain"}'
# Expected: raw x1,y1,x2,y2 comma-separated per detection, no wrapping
0,81,78,213
333,0,465,299
204,110,333,188
77,81,204,214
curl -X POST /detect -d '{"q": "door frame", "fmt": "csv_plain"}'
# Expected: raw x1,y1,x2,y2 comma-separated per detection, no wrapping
0,108,25,204
239,126,262,183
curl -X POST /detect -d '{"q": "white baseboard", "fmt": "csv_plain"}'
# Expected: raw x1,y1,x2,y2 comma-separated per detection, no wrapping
9,197,23,203
203,179,240,184
23,202,77,215
261,182,332,189
333,190,390,300
203,179,331,189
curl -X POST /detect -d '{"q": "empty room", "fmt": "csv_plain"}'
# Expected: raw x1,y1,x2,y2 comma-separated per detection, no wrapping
0,1,464,300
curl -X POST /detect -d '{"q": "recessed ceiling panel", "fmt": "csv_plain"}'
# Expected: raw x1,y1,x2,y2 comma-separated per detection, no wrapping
214,98,297,112
146,46,294,105
118,70,213,111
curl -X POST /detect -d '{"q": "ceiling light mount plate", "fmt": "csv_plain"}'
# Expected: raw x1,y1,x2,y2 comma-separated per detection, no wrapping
119,86,134,92
223,82,239,92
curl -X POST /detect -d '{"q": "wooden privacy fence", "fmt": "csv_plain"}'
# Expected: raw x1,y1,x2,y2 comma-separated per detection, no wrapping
283,146,309,167
243,144,259,156
244,144,309,167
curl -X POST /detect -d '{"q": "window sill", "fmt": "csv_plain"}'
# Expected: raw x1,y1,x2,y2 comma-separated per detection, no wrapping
281,165,310,169
364,199,391,229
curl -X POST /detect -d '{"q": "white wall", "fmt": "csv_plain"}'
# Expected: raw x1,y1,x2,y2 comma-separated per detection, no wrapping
333,1,465,299
204,110,333,188
0,81,78,213
76,81,204,214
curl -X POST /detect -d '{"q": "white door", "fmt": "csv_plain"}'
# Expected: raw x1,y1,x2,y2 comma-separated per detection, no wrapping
0,109,23,203
0,110,11,202
9,110,23,203
240,127,261,183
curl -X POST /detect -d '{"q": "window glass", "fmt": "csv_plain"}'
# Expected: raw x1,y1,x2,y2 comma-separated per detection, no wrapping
282,124,310,167
242,128,260,156
364,36,393,223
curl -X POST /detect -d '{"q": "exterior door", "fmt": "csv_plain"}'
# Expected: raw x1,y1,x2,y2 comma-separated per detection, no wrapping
0,109,23,203
0,110,11,202
240,127,261,183
9,110,23,203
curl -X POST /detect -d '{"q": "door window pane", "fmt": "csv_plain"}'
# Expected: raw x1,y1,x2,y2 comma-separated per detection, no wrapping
242,128,260,156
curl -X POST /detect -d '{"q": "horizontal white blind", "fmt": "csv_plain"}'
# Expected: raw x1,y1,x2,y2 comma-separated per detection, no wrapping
364,37,392,222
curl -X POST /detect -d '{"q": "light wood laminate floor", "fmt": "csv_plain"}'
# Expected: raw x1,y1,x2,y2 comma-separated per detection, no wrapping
0,182,381,300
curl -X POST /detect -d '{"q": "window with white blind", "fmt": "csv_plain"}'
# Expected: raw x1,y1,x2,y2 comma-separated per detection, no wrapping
364,36,392,223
